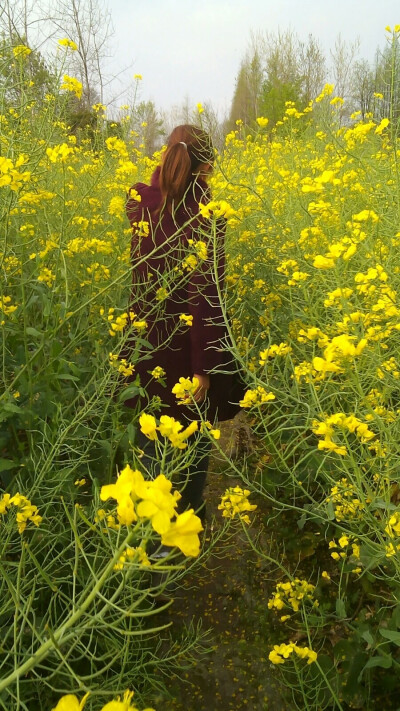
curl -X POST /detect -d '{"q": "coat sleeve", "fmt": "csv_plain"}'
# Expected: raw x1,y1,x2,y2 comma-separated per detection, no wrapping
187,217,227,375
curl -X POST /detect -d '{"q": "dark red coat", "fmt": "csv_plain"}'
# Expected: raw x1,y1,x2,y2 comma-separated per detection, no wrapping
123,167,241,422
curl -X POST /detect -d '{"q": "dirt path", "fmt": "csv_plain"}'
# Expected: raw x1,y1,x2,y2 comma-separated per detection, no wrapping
151,422,289,711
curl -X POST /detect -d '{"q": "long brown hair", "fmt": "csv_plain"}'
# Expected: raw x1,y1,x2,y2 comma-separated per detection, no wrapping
159,125,213,213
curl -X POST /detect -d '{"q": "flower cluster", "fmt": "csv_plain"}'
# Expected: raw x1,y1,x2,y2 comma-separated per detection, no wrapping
51,689,155,711
0,154,31,190
325,478,365,521
259,342,292,365
171,376,199,403
109,353,135,377
100,464,203,557
268,642,317,665
60,75,83,99
113,545,150,571
239,386,275,408
0,493,42,533
139,412,198,449
218,486,257,524
268,578,317,616
328,536,362,573
312,413,376,456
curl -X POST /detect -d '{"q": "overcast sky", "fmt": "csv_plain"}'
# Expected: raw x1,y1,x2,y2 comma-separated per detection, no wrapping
107,0,399,116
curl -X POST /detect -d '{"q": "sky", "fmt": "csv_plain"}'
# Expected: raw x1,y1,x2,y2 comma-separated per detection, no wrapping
107,0,399,116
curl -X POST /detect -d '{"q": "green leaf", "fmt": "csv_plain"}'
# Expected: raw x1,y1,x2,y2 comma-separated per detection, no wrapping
361,630,374,646
379,628,400,645
336,598,347,619
25,326,42,338
118,385,140,403
326,500,335,520
364,654,392,669
2,402,20,414
0,459,18,472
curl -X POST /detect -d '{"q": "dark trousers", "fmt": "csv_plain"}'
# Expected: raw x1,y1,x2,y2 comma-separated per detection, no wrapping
136,431,212,523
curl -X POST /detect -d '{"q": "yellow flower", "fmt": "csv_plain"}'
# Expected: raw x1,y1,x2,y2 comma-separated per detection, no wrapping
13,45,31,58
136,474,179,534
100,465,145,525
60,75,83,99
161,509,203,556
58,38,78,50
209,428,221,440
375,118,389,135
150,366,165,379
51,693,89,711
179,313,193,326
256,117,269,127
196,102,204,114
218,486,257,523
133,73,143,80
172,376,199,402
313,255,335,269
139,413,158,440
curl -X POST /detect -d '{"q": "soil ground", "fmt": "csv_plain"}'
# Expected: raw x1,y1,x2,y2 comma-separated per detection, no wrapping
150,419,289,711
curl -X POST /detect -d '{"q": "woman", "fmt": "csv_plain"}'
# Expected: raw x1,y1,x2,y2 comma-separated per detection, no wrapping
124,124,239,521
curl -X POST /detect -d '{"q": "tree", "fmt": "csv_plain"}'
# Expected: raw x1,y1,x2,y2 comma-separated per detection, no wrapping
0,33,55,106
330,34,360,100
298,34,326,104
228,30,327,129
350,58,375,118
128,100,165,156
45,0,113,108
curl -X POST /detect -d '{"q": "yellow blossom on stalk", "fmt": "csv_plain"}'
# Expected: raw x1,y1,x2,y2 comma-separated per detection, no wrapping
0,492,42,533
239,386,275,408
375,118,389,135
268,578,316,613
139,413,158,440
172,376,199,402
168,420,198,449
385,511,400,538
46,143,73,163
136,474,181,534
196,102,204,114
179,313,193,326
189,239,207,260
313,254,335,269
269,642,317,665
325,478,365,521
13,45,31,58
156,287,169,301
58,38,78,50
198,200,236,219
150,366,165,379
161,509,203,556
134,73,143,80
51,693,89,711
256,116,269,127
108,196,125,216
37,267,55,288
60,75,83,99
218,486,257,524
259,342,291,365
100,465,145,525
352,209,379,223
0,296,17,316
109,353,135,377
